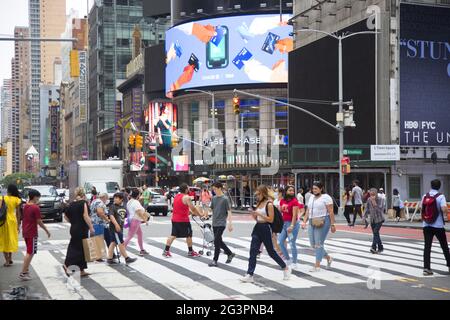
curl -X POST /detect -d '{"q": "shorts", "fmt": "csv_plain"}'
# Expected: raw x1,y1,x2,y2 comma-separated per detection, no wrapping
110,230,124,244
171,222,193,238
25,237,38,255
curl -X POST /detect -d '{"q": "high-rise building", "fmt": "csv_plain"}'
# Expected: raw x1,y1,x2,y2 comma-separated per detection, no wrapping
0,79,13,176
12,27,31,173
29,0,66,155
39,85,60,168
88,0,167,159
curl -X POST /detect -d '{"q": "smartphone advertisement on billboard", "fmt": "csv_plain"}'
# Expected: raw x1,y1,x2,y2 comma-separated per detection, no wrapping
165,14,293,95
400,4,450,146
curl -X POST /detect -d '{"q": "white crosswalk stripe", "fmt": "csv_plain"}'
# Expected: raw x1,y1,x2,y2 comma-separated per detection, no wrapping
21,236,449,300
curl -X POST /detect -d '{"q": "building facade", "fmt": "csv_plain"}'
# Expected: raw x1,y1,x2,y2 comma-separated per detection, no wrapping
0,79,13,176
88,0,168,159
39,85,60,169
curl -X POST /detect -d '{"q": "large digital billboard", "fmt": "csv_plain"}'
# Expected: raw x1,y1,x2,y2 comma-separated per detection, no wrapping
165,14,293,95
144,102,178,150
400,4,450,146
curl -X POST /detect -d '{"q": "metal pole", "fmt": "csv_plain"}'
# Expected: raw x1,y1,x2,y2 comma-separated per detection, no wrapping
211,92,215,132
338,37,344,213
155,135,159,187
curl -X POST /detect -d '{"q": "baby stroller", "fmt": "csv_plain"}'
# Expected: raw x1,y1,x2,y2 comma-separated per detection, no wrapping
192,216,215,256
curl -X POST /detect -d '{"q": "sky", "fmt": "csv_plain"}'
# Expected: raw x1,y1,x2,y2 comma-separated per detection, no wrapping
0,0,94,88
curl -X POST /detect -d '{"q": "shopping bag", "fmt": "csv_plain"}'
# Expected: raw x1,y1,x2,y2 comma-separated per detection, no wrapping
400,208,406,219
387,209,396,219
82,234,106,262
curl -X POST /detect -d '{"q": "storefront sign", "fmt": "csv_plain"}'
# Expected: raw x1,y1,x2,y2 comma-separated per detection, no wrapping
114,100,122,145
371,145,400,161
50,103,59,159
79,51,87,123
132,87,143,128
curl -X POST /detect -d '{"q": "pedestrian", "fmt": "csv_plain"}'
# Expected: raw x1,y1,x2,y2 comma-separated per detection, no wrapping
0,184,22,267
301,181,336,272
363,188,385,254
343,186,353,226
278,185,304,270
90,187,98,204
421,179,450,276
90,193,112,261
267,187,283,258
304,187,313,210
351,180,363,226
296,187,304,205
378,188,386,214
123,189,149,256
106,193,137,265
19,189,51,281
141,184,151,210
392,189,403,222
208,182,235,267
201,187,212,216
240,185,290,283
63,187,95,277
163,183,207,258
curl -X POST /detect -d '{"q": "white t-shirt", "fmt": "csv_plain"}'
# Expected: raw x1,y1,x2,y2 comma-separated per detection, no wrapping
308,194,333,218
127,198,145,221
296,193,304,204
352,186,363,205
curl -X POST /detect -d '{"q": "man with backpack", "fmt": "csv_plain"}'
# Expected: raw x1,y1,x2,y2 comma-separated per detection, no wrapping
421,179,450,276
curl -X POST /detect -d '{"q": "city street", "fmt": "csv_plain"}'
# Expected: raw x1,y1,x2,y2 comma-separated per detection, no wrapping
1,213,449,300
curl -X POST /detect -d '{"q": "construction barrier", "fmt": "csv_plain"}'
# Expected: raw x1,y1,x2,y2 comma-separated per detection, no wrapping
409,201,450,222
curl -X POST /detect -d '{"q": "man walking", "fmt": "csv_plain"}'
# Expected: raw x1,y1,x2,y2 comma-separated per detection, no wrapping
421,179,450,276
163,183,207,257
351,180,364,226
208,182,235,267
141,184,151,210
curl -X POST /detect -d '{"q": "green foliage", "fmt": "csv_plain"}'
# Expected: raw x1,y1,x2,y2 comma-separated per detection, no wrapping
1,172,35,188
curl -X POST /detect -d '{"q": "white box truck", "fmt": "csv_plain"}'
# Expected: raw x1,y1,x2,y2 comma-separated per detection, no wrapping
68,160,123,200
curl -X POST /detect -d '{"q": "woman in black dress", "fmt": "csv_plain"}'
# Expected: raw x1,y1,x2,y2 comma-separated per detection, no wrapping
63,187,94,277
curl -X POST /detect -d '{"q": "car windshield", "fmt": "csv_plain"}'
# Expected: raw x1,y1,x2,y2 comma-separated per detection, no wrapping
149,188,164,195
86,182,119,194
25,186,57,198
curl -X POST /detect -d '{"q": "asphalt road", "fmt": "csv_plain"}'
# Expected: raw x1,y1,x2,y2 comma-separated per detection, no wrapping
1,213,449,300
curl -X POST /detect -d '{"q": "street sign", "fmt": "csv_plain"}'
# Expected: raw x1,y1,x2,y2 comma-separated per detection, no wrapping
344,149,363,155
371,145,400,161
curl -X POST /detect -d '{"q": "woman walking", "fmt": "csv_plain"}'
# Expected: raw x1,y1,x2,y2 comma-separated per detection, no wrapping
392,189,402,222
343,186,353,226
302,181,336,272
0,185,23,267
364,188,385,254
63,187,95,277
278,185,304,270
240,185,290,283
123,189,149,256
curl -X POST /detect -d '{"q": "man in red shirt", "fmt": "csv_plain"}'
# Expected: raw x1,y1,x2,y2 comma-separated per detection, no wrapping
163,183,206,257
19,189,50,281
278,185,304,270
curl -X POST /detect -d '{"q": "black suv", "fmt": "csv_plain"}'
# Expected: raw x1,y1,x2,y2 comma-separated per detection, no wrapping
22,186,65,222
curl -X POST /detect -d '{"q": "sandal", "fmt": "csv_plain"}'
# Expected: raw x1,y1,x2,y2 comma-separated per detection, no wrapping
62,265,70,277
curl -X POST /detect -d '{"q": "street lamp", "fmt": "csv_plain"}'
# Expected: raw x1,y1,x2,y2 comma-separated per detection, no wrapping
185,89,216,132
295,28,377,212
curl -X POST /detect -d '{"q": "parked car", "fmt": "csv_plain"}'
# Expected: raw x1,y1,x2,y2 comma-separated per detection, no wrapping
146,187,169,216
22,185,65,222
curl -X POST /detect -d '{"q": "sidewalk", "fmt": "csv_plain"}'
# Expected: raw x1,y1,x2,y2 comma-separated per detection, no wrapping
231,209,450,231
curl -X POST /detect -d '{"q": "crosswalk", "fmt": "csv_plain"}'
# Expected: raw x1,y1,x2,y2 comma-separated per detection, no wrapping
18,236,450,300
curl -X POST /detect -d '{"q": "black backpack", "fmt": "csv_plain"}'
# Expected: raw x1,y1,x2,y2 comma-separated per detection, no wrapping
0,196,7,227
265,201,283,233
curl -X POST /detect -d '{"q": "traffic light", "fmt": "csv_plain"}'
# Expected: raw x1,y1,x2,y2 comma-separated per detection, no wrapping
233,95,240,115
135,134,144,149
129,134,136,147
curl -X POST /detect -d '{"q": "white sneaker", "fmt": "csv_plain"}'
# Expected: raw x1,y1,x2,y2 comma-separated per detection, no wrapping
309,267,321,272
240,274,254,283
283,267,291,280
291,263,298,271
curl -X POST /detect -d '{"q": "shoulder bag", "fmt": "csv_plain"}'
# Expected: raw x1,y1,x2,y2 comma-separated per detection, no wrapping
310,197,325,228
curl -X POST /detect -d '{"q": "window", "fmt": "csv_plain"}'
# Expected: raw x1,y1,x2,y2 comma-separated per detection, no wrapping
408,176,422,200
240,99,260,130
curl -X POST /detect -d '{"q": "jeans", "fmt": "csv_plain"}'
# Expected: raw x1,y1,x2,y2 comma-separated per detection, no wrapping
247,223,286,276
213,226,232,262
371,222,383,250
93,224,111,248
343,205,353,224
278,221,300,263
123,219,144,251
423,227,450,270
352,205,362,224
308,215,331,263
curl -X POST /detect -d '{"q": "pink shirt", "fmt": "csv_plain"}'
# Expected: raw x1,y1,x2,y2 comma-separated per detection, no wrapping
280,198,303,222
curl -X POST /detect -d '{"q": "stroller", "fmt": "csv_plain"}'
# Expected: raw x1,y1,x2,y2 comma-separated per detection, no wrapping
192,216,215,256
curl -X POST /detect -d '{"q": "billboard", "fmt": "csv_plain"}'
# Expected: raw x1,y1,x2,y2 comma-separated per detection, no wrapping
173,155,189,172
50,103,59,160
79,51,87,123
145,102,178,150
165,14,293,95
400,4,450,146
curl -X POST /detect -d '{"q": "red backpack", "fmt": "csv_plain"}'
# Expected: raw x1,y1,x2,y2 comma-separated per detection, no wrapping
421,193,442,224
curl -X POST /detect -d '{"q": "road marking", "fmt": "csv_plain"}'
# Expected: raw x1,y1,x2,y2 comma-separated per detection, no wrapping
29,251,95,300
127,240,237,300
148,238,268,295
389,241,448,254
432,287,450,293
229,237,366,284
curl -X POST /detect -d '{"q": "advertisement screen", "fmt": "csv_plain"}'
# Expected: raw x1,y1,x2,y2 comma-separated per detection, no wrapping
173,155,189,172
165,14,293,95
400,4,450,146
144,102,178,150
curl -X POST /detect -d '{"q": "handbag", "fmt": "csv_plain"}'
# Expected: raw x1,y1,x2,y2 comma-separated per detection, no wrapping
310,197,325,228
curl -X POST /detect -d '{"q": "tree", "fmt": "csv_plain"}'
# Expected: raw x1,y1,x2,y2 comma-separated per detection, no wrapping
1,172,35,189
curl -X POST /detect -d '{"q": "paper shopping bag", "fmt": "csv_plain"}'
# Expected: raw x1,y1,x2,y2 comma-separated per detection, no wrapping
82,235,106,262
